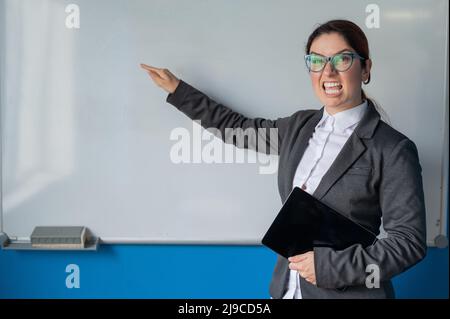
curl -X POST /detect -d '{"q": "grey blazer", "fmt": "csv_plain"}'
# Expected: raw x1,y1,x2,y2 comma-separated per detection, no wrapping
166,80,427,299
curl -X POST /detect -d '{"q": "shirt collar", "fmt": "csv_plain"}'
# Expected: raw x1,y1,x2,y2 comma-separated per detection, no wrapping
317,100,368,132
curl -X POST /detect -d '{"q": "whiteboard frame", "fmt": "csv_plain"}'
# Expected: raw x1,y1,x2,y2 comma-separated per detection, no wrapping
0,0,4,236
435,8,449,247
0,0,448,247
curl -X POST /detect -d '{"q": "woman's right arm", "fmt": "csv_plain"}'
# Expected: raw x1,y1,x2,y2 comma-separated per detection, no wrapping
140,64,292,155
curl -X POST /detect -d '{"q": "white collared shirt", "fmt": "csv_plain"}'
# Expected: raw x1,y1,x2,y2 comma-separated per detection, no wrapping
283,100,368,299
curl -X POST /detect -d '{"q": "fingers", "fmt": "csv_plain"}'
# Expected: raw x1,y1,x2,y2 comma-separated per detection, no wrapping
145,72,161,87
140,64,163,79
289,261,308,272
288,260,312,276
140,63,179,93
140,64,164,86
141,63,174,82
288,251,317,286
288,252,311,263
140,63,162,72
164,68,177,79
289,263,316,285
305,277,316,285
288,256,306,263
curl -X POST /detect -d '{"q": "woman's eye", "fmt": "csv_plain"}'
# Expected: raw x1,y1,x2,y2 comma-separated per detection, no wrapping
341,55,352,62
311,57,323,64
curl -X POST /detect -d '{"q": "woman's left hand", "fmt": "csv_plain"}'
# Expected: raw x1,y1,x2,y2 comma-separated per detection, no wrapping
288,251,316,285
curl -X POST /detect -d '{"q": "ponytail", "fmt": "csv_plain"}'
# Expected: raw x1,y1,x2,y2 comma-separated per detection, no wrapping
362,89,391,125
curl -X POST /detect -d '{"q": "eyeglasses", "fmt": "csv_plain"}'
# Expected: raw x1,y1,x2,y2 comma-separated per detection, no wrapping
304,52,365,73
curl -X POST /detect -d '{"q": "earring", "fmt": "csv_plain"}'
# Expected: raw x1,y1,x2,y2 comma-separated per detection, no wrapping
363,74,371,85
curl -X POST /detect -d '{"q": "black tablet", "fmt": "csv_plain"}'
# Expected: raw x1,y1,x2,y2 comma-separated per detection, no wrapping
262,187,378,259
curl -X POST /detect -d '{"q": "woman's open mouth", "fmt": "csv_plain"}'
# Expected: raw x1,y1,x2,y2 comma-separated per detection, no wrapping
323,81,343,97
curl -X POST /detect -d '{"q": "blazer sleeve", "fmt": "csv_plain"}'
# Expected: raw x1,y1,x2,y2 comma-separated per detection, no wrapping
313,138,427,289
166,80,292,155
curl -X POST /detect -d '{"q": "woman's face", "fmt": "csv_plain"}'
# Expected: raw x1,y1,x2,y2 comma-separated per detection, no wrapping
309,32,371,114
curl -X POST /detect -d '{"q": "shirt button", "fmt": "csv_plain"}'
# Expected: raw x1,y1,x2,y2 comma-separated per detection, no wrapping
301,184,307,190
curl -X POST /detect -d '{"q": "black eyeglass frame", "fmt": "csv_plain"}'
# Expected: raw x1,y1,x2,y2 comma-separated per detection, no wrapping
304,52,366,73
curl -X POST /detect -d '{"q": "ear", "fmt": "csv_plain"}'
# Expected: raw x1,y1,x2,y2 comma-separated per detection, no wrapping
362,58,372,83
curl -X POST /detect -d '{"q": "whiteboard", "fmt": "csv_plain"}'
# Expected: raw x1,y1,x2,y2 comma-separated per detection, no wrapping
1,0,448,245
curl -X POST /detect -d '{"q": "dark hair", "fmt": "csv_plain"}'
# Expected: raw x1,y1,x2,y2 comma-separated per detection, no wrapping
305,19,371,100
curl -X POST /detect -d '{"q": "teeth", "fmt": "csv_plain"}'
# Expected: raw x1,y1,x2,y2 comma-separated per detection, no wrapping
323,81,342,95
323,82,341,88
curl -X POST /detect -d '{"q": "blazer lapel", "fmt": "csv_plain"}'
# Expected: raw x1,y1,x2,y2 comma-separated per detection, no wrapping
312,99,381,200
311,132,366,200
284,107,324,201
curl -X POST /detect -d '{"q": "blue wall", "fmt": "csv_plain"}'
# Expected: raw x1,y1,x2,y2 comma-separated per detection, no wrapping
0,244,448,299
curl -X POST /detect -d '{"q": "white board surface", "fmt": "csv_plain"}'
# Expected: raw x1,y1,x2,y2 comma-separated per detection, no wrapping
1,0,448,245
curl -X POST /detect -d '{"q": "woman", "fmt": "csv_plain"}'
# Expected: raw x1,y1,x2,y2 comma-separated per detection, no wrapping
140,20,427,299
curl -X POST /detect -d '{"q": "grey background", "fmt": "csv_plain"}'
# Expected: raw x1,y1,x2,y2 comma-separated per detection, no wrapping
1,0,448,245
